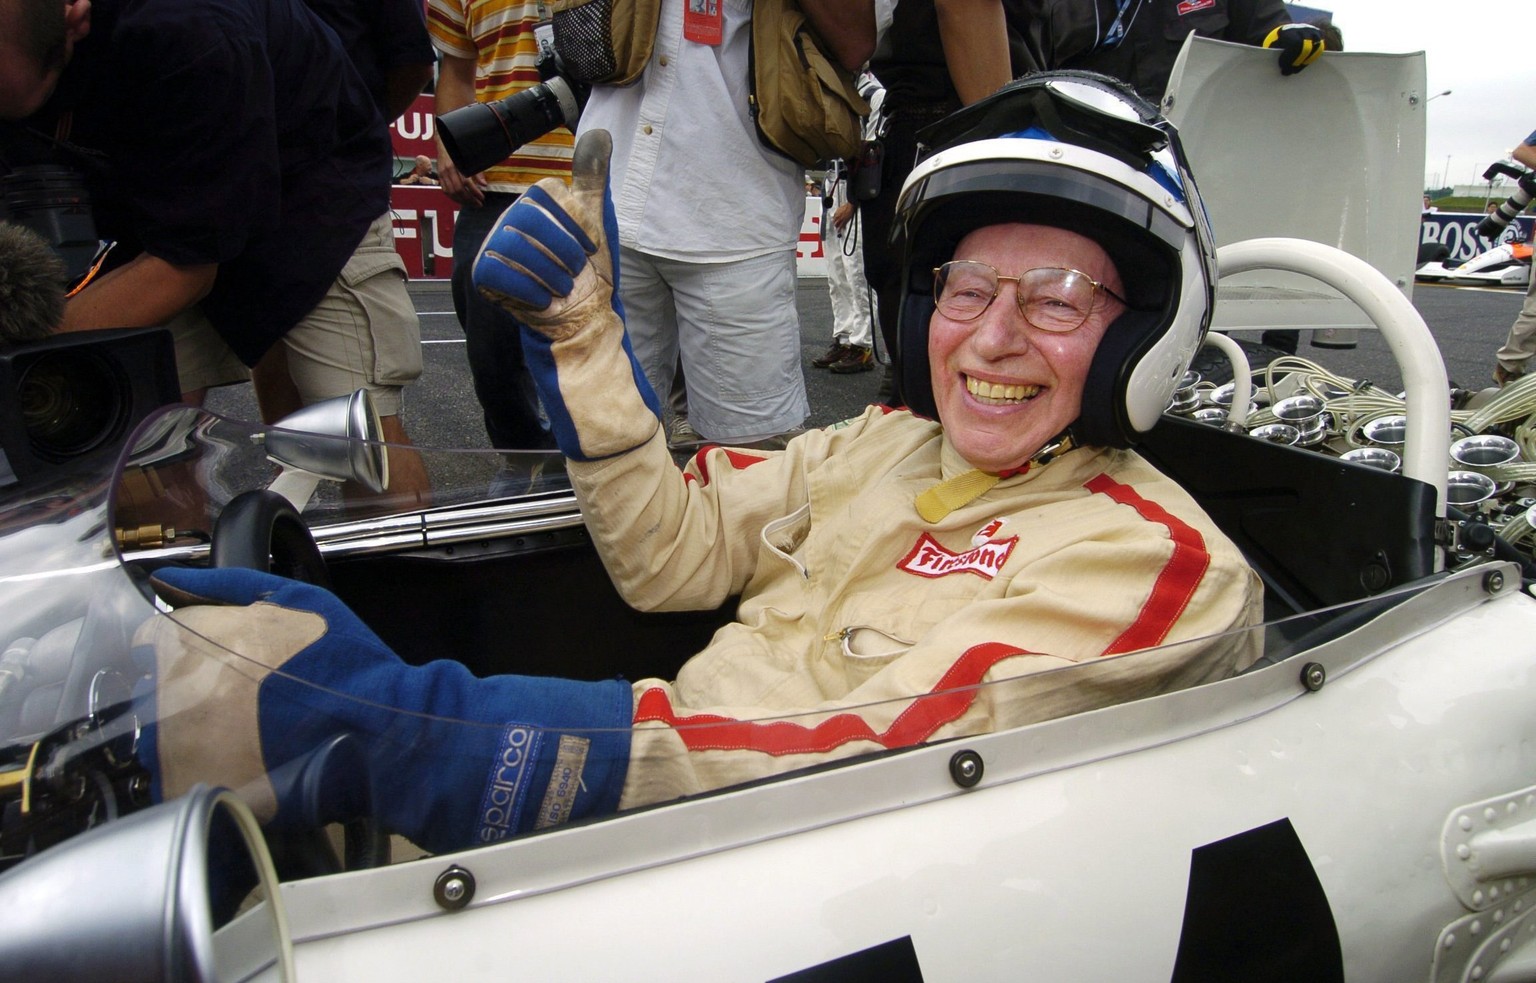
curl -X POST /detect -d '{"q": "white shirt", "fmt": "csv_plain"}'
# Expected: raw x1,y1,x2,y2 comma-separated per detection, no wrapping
578,0,803,262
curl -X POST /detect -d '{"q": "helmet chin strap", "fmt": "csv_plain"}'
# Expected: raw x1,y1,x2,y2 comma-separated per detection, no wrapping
914,430,1077,523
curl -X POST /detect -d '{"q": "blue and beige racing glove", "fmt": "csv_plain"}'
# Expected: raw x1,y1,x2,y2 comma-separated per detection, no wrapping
473,129,662,461
135,566,631,854
1263,23,1325,76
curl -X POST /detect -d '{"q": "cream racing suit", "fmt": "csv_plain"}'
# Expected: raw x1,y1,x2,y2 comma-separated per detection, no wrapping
473,130,1264,815
568,408,1264,810
137,402,1262,850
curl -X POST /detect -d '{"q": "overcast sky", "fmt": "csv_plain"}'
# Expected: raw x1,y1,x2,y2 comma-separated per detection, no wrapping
1301,0,1534,189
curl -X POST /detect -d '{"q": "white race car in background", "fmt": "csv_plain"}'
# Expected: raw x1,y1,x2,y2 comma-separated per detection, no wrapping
1417,239,1533,288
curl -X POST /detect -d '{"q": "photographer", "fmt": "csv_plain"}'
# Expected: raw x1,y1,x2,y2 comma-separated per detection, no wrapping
813,72,885,377
1490,129,1536,387
429,0,574,452
431,0,878,445
571,0,877,444
0,0,430,507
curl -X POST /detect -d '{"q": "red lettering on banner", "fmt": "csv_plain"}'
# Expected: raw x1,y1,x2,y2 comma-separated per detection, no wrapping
389,94,439,159
390,187,459,279
797,213,825,260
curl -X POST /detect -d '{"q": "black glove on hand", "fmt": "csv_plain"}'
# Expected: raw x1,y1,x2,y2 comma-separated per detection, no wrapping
1264,23,1326,77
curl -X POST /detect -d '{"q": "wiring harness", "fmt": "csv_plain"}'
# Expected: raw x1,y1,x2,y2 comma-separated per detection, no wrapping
1169,356,1536,567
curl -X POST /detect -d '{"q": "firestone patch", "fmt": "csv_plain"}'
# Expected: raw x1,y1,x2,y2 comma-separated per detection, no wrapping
898,531,1018,580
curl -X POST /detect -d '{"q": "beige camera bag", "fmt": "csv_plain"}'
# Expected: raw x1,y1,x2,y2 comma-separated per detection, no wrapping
749,0,869,166
553,0,868,167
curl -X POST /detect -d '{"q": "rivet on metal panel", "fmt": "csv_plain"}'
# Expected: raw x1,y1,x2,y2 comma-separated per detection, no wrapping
434,865,477,911
949,749,984,789
1301,662,1326,692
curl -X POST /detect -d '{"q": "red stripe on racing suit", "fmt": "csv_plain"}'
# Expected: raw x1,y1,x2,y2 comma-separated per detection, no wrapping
1084,472,1211,655
633,640,1035,754
635,470,1213,755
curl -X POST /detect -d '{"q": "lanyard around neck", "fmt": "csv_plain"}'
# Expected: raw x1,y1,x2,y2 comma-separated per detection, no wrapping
1101,0,1146,48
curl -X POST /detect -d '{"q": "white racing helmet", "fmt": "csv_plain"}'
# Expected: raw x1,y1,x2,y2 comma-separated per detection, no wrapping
889,71,1217,448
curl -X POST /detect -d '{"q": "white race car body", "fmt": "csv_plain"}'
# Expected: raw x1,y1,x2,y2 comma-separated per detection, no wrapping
279,565,1535,982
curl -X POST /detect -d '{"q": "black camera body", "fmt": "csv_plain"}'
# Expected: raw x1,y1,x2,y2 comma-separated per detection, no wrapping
1477,164,1536,241
437,51,591,179
849,140,883,201
1,165,99,284
1,119,103,285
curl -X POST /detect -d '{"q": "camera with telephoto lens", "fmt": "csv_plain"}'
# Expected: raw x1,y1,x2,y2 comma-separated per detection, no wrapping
437,49,590,179
1477,161,1536,241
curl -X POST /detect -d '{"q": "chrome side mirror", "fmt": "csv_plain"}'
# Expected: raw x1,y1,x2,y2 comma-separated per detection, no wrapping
263,389,389,507
0,785,293,981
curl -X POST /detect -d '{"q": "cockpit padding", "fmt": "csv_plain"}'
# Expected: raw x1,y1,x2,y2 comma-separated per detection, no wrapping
1137,415,1438,619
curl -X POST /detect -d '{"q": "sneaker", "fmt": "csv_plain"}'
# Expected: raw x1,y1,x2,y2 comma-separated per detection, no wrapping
668,418,702,445
829,345,874,374
812,341,853,369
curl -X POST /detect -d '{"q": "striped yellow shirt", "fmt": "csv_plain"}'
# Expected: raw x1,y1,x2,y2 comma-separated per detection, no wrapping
427,0,574,192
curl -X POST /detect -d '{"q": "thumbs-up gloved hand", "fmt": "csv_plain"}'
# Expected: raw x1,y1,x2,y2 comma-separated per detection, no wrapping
1263,23,1325,77
474,129,662,461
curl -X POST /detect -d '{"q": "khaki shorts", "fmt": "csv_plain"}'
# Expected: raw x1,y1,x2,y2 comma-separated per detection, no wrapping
168,213,423,416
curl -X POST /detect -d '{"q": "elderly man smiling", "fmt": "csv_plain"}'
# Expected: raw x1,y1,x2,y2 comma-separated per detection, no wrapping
142,73,1261,854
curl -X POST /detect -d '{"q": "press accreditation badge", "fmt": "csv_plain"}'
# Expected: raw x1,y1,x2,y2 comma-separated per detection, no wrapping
683,0,723,45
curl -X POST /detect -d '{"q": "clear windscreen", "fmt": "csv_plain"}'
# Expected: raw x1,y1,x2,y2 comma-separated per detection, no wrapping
0,401,1442,884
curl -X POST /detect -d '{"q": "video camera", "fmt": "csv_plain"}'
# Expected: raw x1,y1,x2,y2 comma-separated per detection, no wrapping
437,49,590,179
1477,161,1536,241
0,135,176,490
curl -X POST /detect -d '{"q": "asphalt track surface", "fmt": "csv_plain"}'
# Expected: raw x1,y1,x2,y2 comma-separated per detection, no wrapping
206,277,1529,456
